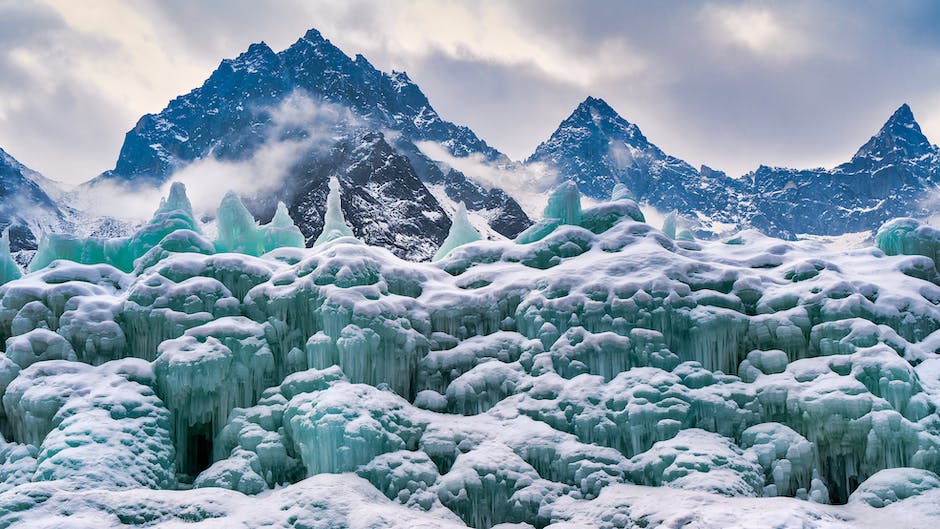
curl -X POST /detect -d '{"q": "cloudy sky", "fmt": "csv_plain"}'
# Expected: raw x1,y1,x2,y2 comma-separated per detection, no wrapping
1,0,939,185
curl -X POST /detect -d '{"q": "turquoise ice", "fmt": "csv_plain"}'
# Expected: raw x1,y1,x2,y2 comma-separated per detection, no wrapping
314,177,354,246
0,183,939,528
433,202,481,261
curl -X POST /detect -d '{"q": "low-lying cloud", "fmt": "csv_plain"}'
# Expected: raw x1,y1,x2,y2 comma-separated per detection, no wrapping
415,140,558,218
77,93,358,220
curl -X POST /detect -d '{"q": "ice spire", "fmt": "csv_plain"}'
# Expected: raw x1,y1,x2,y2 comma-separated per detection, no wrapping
662,210,678,239
314,177,354,246
215,192,264,256
515,182,585,244
610,182,634,201
543,181,582,225
0,228,22,284
433,202,482,261
260,202,306,250
156,182,200,233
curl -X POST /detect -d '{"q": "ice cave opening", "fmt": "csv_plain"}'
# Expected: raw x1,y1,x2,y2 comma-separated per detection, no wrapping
182,423,214,481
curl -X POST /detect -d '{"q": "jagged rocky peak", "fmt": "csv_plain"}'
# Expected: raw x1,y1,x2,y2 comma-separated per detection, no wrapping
852,103,936,163
532,97,649,160
571,96,647,142
230,41,279,71
700,165,727,179
84,25,527,259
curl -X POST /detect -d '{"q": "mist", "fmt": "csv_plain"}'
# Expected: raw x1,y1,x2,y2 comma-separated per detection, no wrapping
79,93,359,221
415,140,558,218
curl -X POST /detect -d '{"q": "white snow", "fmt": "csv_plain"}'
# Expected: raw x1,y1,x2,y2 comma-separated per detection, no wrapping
1,184,940,527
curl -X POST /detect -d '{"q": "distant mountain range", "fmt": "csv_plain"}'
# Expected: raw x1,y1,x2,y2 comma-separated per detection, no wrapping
529,97,940,238
1,26,938,259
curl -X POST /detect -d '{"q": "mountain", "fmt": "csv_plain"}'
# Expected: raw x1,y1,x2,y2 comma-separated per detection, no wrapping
0,147,69,252
87,28,530,257
249,131,450,260
527,97,744,232
530,98,940,238
744,104,940,237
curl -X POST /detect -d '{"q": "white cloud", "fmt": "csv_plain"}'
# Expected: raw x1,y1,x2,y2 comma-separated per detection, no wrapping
701,4,814,61
38,0,205,113
286,0,647,88
415,140,558,218
76,94,357,219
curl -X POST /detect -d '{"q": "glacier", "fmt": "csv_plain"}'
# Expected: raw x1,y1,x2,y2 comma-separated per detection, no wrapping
0,183,939,528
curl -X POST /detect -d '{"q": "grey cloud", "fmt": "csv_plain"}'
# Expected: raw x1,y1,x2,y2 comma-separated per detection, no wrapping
0,1,133,183
0,0,939,184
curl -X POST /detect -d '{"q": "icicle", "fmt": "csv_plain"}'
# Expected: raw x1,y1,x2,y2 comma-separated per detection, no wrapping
433,202,481,261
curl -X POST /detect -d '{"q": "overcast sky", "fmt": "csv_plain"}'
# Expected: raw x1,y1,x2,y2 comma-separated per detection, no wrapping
1,0,939,185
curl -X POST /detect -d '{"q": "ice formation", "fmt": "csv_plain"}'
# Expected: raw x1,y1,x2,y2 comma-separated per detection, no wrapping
314,177,355,246
29,181,204,272
1,182,940,528
0,229,20,285
433,202,482,262
516,181,644,246
214,195,306,257
215,191,264,256
261,202,306,251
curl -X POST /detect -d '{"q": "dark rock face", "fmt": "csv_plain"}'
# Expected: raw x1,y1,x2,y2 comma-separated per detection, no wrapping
90,28,529,254
531,98,940,238
250,132,450,261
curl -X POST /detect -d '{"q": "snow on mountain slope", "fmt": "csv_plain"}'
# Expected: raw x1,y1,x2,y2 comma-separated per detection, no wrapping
1,184,939,527
80,27,529,255
527,97,745,234
0,147,71,254
529,98,940,239
744,104,940,238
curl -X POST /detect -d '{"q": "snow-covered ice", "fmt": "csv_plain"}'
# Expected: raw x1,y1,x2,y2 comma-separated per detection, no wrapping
0,183,940,527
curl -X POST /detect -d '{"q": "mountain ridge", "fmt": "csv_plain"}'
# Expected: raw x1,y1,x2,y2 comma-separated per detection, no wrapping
530,96,940,238
80,26,531,260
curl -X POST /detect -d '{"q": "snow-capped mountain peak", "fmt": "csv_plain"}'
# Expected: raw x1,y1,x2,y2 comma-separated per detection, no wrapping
80,26,530,259
527,96,740,234
851,103,936,164
571,96,646,141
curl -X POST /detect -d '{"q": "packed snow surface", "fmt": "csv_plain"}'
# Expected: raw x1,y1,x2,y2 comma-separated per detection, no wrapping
0,184,939,528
